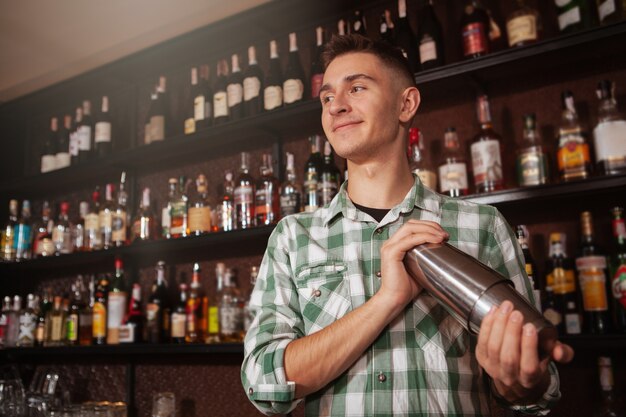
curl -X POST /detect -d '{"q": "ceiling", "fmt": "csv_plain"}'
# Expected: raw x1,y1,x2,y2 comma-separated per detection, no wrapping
0,0,269,104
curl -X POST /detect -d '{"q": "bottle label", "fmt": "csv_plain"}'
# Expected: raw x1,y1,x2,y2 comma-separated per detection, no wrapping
593,120,626,170
188,206,212,233
78,126,92,151
557,135,591,179
55,153,71,169
283,79,304,104
219,305,242,334
94,122,111,143
34,235,54,256
234,185,254,204
171,312,186,338
564,313,582,334
161,207,171,235
18,313,36,346
112,211,127,242
218,202,234,232
414,169,437,190
547,267,577,294
543,307,563,327
243,77,261,101
516,148,548,186
280,193,301,217
41,155,56,173
118,323,135,343
14,225,32,252
99,210,113,230
613,265,626,308
419,39,437,64
213,92,228,118
558,6,581,31
184,118,196,135
69,132,79,156
311,74,324,98
194,95,206,121
227,83,243,107
264,86,283,110
150,115,165,142
208,306,219,335
614,218,626,239
67,314,79,341
577,256,609,311
169,202,187,235
51,316,63,341
438,162,468,193
462,22,488,56
85,213,99,234
107,292,128,330
599,0,616,22
471,139,503,187
506,15,538,47
146,303,160,322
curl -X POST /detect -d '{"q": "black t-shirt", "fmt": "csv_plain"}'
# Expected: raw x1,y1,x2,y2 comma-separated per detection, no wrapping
353,202,390,223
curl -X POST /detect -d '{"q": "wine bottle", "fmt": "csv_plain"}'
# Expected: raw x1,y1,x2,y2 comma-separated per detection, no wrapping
197,64,213,129
283,33,306,105
213,59,230,124
264,40,283,111
243,46,264,117
78,100,94,163
596,0,626,24
94,96,112,157
227,53,244,120
470,95,504,193
41,117,58,173
310,27,325,99
70,107,81,165
55,115,71,170
350,10,367,36
184,67,199,135
379,10,395,44
395,0,419,73
150,76,167,142
516,113,549,187
416,0,445,70
555,0,594,34
144,86,156,145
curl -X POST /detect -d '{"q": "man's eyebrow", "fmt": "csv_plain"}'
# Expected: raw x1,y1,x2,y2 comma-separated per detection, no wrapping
319,73,376,95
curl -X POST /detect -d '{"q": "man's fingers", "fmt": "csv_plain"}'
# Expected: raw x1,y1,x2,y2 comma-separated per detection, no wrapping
552,342,575,364
518,323,542,388
486,301,512,365
476,306,496,360
498,311,523,384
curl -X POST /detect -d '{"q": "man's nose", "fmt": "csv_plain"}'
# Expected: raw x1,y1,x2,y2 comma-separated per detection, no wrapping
328,93,349,116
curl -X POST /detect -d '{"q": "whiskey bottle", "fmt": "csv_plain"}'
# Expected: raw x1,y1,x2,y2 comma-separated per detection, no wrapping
409,127,437,190
35,288,52,347
593,80,626,175
264,40,283,111
53,202,73,255
594,357,625,417
186,263,204,343
609,207,626,333
55,115,72,169
168,177,189,238
120,283,144,343
131,187,156,242
18,293,37,347
92,274,109,345
78,100,94,163
227,53,244,120
4,295,21,347
234,152,255,229
310,27,325,99
171,283,188,344
144,86,157,144
41,117,58,173
350,9,367,36
44,296,66,347
395,0,419,73
461,0,491,59
471,95,504,193
14,200,33,261
85,187,102,250
107,258,128,345
67,278,86,346
416,0,445,70
188,174,212,236
33,201,54,258
206,262,225,344
94,96,112,157
197,64,213,129
576,211,611,334
557,91,592,181
218,171,235,232
438,127,469,197
184,67,199,135
213,59,230,124
516,113,549,187
112,171,128,247
555,0,594,33
146,261,170,343
150,76,168,142
516,225,541,312
1,199,18,262
73,201,87,252
546,232,579,335
255,154,280,226
506,0,541,48
99,184,116,249
280,152,302,217
243,46,264,117
219,267,244,342
70,107,81,165
283,33,306,105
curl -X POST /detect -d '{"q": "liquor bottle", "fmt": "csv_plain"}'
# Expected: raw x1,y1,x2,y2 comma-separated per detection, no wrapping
576,211,611,334
555,0,594,33
144,86,157,144
35,288,52,347
1,199,18,262
243,266,259,333
310,27,325,99
506,0,542,48
99,184,116,249
41,117,58,173
206,262,225,343
219,268,244,342
516,225,542,312
162,179,175,239
243,46,264,117
416,0,445,70
379,10,395,44
213,59,230,124
395,0,419,73
186,263,204,343
338,18,348,36
53,202,73,255
255,154,280,226
67,278,86,345
461,0,492,59
107,258,128,345
593,80,626,175
4,295,21,347
171,283,188,344
85,187,102,250
188,174,212,236
0,296,11,347
33,201,55,258
283,33,306,105
557,91,592,181
516,113,549,187
409,127,437,190
55,115,72,169
227,53,244,120
280,152,302,218
146,261,170,343
14,200,33,261
218,171,235,232
18,294,37,347
609,207,626,332
350,9,367,35
78,100,94,163
120,283,144,343
80,275,94,346
131,187,156,242
92,274,109,345
264,40,283,111
73,201,88,252
168,177,189,238
151,76,168,142
438,127,469,197
184,67,200,135
320,141,341,206
94,96,112,157
69,107,81,165
546,232,579,335
196,64,213,129
564,299,582,335
595,357,625,417
234,152,255,229
44,296,66,347
112,172,128,247
471,95,504,193
596,0,626,24
304,135,323,212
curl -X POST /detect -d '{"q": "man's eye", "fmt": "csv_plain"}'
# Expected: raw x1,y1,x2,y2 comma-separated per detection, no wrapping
321,95,334,104
351,86,365,93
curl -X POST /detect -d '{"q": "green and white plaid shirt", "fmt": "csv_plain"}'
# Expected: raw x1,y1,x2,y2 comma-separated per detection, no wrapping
242,176,560,417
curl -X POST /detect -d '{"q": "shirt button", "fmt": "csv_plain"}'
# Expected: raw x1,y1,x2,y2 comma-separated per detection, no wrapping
378,373,387,382
313,289,322,297
248,388,254,395
375,228,383,235
375,271,381,278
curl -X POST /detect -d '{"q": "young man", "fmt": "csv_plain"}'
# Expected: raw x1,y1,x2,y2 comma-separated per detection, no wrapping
242,35,573,416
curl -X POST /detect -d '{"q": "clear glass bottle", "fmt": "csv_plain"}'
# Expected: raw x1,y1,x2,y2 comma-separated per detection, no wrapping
168,177,188,238
304,135,323,213
1,199,18,262
131,187,156,242
85,187,102,250
234,152,255,229
188,174,212,235
320,141,341,206
471,95,505,193
280,152,302,218
438,127,469,197
593,80,626,176
73,201,88,252
44,296,67,347
0,296,11,347
516,113,549,187
14,199,33,261
18,293,37,347
112,171,128,247
53,202,73,255
33,201,54,258
557,91,592,181
99,184,116,249
409,127,437,190
255,154,280,226
218,171,235,232
219,267,244,342
4,295,21,347
594,357,625,417
243,266,259,333
506,0,542,48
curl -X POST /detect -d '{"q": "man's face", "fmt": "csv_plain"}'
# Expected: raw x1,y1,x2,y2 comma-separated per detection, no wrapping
320,52,405,163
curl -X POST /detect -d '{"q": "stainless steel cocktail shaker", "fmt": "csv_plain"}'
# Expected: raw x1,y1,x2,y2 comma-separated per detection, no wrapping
404,242,557,359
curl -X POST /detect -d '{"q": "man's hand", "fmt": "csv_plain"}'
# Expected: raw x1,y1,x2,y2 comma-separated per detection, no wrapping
476,301,575,404
378,220,449,311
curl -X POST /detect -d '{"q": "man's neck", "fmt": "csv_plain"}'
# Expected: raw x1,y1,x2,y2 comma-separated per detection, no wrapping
346,159,414,209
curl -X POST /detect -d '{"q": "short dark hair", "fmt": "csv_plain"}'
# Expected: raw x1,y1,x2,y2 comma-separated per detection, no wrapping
322,34,416,88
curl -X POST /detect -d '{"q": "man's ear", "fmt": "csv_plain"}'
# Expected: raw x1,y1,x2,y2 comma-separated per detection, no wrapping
399,86,420,123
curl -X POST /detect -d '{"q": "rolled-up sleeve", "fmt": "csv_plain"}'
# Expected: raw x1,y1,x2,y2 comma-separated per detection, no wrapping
241,220,304,415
